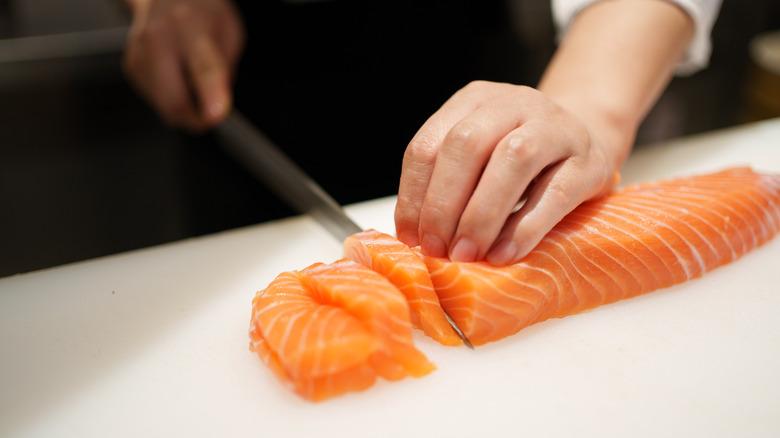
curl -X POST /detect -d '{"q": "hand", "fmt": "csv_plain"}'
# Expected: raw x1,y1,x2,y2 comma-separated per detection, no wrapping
395,0,695,266
394,80,619,266
122,0,245,132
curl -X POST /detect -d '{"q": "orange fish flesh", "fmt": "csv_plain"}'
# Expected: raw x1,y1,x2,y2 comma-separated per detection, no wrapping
344,229,464,346
249,167,780,399
421,167,780,345
249,259,434,401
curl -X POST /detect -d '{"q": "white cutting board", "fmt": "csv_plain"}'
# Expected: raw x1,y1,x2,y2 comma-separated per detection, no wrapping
2,119,780,437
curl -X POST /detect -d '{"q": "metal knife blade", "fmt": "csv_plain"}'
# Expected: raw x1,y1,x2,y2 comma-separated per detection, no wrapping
215,110,362,242
214,109,473,349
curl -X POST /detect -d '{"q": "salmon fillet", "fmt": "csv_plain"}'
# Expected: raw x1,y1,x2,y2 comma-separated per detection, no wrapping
422,167,780,345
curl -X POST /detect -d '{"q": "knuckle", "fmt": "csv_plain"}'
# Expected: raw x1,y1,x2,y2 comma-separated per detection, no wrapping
445,122,480,153
455,80,493,99
511,84,536,97
404,134,438,165
503,134,538,164
463,80,489,92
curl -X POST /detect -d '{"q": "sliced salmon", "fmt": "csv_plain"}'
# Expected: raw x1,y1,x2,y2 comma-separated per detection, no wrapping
249,259,434,401
344,229,464,346
421,167,780,345
250,167,780,400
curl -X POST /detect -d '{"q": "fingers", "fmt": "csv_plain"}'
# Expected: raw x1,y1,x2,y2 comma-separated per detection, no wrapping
395,89,478,248
396,81,618,267
217,0,246,67
485,159,612,266
394,133,436,248
449,121,571,262
178,15,232,127
123,0,243,132
123,21,203,129
416,98,533,258
398,82,561,259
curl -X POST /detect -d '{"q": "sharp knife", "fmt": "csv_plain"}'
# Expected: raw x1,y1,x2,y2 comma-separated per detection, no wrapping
214,109,474,349
215,109,361,242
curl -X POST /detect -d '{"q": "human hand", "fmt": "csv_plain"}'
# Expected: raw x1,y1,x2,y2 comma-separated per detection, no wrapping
394,81,620,266
122,0,245,132
395,0,693,267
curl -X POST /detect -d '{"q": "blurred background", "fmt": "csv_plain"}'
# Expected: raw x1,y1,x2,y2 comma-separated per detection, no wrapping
1,0,779,278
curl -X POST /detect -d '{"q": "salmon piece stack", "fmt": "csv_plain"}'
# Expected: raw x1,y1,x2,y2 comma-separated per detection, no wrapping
249,260,434,402
249,167,780,400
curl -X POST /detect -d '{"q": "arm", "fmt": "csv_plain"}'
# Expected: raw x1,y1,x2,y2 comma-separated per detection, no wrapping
539,0,695,163
122,0,245,132
394,0,694,265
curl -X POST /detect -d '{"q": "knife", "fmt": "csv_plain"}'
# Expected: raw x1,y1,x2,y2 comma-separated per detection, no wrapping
214,109,473,349
215,109,361,242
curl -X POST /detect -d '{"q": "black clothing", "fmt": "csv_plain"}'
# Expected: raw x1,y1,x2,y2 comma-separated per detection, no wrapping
186,0,527,234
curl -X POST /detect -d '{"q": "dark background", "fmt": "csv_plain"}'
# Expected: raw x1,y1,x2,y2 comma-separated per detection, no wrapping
1,0,779,278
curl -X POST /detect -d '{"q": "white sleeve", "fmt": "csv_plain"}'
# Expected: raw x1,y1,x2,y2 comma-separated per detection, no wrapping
551,0,723,75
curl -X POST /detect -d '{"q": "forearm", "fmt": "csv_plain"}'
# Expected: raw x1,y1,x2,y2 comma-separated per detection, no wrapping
538,0,694,167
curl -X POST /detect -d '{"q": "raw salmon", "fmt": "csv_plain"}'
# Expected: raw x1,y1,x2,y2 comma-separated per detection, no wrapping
421,167,780,345
250,167,780,400
344,229,464,346
249,259,435,401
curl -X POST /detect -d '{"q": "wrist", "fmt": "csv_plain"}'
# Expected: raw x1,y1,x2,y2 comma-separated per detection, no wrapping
536,0,695,172
540,87,637,172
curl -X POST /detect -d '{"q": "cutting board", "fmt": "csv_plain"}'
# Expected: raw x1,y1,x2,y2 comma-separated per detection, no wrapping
2,119,780,437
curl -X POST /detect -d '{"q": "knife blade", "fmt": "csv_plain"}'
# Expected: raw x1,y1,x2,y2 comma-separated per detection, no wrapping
215,109,362,242
214,109,473,349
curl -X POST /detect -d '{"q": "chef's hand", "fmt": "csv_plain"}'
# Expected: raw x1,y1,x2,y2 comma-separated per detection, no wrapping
394,0,694,266
122,0,245,132
394,81,617,266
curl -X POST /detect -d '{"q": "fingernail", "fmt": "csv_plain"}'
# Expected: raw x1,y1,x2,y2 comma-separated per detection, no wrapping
487,239,518,266
450,237,478,262
207,100,226,121
421,233,447,258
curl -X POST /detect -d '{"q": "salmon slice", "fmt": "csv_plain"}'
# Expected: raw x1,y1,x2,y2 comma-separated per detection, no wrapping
344,229,464,346
421,167,780,346
249,259,435,401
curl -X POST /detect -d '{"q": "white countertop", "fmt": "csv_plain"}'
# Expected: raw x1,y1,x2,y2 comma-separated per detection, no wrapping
2,118,780,437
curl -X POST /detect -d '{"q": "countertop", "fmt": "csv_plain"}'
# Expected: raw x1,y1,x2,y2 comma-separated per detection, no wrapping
2,118,780,437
